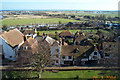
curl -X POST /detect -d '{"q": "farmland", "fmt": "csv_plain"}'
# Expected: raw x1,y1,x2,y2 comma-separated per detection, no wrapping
1,18,82,26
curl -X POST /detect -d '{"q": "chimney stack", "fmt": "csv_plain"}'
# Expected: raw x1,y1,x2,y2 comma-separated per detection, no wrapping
24,35,27,42
62,37,65,45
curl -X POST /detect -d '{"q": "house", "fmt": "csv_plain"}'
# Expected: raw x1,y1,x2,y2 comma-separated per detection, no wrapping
0,29,24,60
60,45,101,66
48,26,58,30
18,37,39,63
35,36,63,66
101,42,118,58
44,36,61,66
98,41,118,66
0,44,2,56
22,29,37,39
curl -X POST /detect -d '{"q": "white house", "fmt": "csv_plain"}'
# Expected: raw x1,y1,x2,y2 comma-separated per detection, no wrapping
0,29,24,60
61,45,101,66
44,36,61,66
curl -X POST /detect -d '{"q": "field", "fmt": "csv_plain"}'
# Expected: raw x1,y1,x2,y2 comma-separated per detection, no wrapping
1,18,81,26
38,29,109,35
2,70,119,79
39,30,97,34
66,12,118,17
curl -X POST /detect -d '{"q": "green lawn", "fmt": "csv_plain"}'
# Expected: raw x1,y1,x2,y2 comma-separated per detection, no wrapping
2,70,119,79
42,70,101,78
39,29,97,35
1,18,81,26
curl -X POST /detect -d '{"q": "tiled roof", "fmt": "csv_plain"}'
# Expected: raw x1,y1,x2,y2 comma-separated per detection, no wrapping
102,42,118,54
61,45,92,58
76,36,86,42
22,30,35,34
0,28,24,47
22,37,37,46
59,31,74,36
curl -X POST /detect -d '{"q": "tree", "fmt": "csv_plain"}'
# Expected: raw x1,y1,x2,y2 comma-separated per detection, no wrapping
37,31,41,36
96,30,103,38
18,40,52,78
30,42,52,78
58,21,62,28
2,25,7,31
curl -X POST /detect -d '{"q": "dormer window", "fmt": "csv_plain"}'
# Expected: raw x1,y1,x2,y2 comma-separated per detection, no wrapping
84,54,86,57
73,48,79,53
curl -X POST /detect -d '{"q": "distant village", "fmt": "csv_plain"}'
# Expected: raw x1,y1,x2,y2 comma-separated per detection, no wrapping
0,23,119,67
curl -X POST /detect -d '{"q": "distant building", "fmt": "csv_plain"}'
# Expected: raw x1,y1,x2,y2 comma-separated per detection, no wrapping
22,29,37,39
59,30,74,38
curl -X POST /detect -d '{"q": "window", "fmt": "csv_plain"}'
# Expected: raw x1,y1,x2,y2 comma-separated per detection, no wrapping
68,56,72,59
23,46,28,50
84,54,86,57
56,49,59,52
109,45,111,48
93,56,97,60
9,56,12,58
105,53,110,57
62,56,65,59
114,45,117,48
105,45,108,48
94,52,97,55
56,55,58,58
56,60,58,63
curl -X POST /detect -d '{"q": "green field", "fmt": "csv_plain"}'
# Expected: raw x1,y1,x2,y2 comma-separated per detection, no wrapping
2,70,119,79
66,12,118,17
39,29,97,35
1,18,82,26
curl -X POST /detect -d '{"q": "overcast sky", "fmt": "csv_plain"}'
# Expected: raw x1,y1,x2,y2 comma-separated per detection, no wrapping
2,0,120,10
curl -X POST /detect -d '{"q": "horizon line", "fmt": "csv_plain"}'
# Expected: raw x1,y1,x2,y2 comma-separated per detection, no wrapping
1,9,118,11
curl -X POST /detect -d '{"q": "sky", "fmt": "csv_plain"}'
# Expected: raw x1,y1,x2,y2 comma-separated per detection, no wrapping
1,0,120,10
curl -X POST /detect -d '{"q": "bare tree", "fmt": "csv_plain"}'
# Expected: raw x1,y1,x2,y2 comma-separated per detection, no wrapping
30,42,52,78
17,40,53,78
